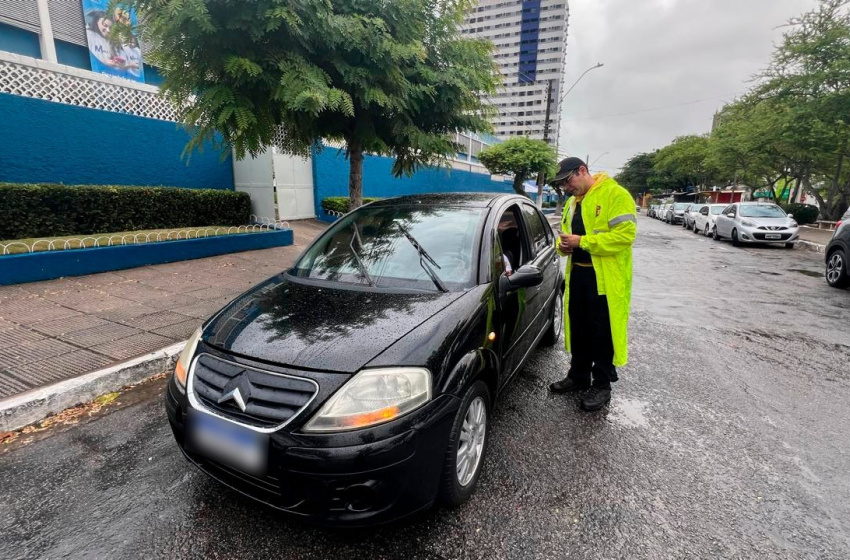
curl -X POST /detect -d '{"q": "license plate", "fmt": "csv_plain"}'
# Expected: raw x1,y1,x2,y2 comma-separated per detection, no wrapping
187,409,268,476
765,234,782,240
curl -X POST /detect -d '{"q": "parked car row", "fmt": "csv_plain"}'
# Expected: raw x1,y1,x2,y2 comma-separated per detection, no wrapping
648,200,801,248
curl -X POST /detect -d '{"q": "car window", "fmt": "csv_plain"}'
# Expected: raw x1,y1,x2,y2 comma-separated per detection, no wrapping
520,203,550,254
291,205,485,292
739,205,787,218
710,206,724,215
497,206,527,272
674,203,690,210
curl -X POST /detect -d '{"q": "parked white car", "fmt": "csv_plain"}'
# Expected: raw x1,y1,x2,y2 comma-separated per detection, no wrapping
657,203,671,221
713,202,800,248
683,203,707,230
693,204,726,236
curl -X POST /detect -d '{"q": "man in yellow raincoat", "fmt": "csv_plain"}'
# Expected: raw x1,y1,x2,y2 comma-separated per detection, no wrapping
548,157,636,410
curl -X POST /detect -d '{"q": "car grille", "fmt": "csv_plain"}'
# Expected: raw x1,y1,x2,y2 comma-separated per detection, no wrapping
757,226,788,231
753,232,792,241
191,353,318,429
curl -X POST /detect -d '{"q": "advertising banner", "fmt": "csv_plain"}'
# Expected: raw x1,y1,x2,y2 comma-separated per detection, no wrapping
82,0,145,83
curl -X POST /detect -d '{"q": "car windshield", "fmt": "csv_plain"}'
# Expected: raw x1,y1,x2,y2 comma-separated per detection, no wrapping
290,205,485,292
674,203,690,210
710,206,725,215
739,205,787,218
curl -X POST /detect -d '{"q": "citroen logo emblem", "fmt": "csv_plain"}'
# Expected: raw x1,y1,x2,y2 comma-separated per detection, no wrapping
218,373,252,412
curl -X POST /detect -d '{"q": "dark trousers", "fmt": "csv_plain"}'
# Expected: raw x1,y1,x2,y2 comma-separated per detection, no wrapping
567,265,618,388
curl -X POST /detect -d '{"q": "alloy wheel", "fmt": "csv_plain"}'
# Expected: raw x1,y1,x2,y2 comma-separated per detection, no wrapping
553,291,563,340
456,396,487,487
827,252,845,285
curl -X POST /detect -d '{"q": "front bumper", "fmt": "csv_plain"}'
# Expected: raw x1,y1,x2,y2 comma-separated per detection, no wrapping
671,213,684,224
736,226,800,244
165,376,459,526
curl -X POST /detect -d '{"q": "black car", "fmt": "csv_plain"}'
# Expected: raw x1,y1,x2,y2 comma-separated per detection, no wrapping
826,207,850,288
165,193,563,526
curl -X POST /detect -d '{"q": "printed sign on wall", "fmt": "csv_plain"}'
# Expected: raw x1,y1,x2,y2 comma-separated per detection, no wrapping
82,0,145,83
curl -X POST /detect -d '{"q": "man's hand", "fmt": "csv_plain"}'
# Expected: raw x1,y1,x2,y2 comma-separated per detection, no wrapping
559,233,581,252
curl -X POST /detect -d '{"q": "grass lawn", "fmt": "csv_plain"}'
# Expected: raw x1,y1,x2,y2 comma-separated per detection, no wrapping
0,225,272,255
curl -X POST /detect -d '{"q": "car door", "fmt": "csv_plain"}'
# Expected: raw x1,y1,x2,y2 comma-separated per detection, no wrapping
696,206,709,231
518,202,558,341
493,204,530,380
716,205,735,236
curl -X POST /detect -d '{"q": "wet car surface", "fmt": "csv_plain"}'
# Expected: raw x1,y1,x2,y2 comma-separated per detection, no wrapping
2,215,849,558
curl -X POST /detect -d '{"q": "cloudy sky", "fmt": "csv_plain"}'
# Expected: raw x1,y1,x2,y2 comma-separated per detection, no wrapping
557,0,816,176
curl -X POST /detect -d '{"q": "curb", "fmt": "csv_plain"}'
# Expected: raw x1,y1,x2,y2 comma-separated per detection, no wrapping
0,341,186,433
797,240,826,254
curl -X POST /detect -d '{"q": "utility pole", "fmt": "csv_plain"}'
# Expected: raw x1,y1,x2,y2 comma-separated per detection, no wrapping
536,79,554,207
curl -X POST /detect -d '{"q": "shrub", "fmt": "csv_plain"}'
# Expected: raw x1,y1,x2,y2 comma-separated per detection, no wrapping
782,203,819,225
321,197,381,214
0,183,251,240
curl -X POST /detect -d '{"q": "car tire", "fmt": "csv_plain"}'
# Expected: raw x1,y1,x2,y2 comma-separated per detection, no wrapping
704,224,710,237
731,228,740,247
692,223,699,234
712,226,720,240
439,380,491,507
540,288,564,347
826,249,850,288
785,242,795,249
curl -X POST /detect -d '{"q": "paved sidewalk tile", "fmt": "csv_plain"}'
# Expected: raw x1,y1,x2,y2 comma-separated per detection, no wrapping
0,219,327,399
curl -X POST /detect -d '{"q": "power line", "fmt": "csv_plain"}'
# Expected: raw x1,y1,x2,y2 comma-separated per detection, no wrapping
562,91,746,123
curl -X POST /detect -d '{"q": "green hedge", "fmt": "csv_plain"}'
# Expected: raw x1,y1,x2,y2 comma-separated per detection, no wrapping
321,196,381,214
0,183,251,240
782,203,819,225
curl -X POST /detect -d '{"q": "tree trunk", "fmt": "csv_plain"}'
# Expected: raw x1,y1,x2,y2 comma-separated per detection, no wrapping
348,139,364,210
802,175,828,218
512,173,527,196
555,187,566,215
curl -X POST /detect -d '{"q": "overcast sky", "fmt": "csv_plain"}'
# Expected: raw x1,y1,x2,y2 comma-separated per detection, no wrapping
557,0,816,176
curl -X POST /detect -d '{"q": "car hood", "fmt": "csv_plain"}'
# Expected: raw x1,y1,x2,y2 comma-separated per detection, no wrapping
201,275,465,373
741,217,795,227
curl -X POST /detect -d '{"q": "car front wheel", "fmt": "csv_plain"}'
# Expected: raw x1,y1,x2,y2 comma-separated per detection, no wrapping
439,380,491,506
713,226,721,240
826,249,850,288
731,228,741,247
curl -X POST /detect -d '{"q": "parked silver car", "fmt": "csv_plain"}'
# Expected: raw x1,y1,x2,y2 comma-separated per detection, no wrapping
683,203,707,230
713,202,799,248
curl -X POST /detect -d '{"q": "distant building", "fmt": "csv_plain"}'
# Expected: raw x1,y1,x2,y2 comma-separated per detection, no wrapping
462,1,570,144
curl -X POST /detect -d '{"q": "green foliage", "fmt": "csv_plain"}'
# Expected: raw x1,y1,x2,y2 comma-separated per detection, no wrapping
0,184,250,239
782,203,820,224
128,0,500,209
478,138,558,195
616,152,656,196
654,135,716,188
321,196,381,214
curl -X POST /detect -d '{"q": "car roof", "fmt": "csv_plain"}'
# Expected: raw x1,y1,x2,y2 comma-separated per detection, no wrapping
367,193,520,209
736,201,780,205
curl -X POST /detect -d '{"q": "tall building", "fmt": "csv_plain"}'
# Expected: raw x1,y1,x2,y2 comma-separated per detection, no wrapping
462,0,570,145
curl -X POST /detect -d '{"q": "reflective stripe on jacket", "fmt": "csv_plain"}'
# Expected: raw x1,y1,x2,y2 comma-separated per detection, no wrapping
556,173,636,366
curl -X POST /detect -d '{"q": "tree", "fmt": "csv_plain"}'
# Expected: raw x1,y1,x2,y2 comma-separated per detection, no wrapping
127,0,500,210
653,135,716,189
478,137,558,196
752,0,850,218
616,152,656,197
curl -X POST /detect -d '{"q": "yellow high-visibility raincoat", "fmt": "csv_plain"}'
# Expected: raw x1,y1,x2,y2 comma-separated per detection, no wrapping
556,173,636,366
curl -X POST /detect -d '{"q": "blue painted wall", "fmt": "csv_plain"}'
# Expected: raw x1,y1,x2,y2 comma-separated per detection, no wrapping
55,40,91,70
311,145,514,220
0,92,233,189
0,23,41,58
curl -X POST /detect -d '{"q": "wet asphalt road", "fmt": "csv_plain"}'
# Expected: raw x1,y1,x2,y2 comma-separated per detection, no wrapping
2,215,849,559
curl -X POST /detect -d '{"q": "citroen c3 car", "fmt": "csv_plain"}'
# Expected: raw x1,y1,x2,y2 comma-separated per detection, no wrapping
165,194,564,526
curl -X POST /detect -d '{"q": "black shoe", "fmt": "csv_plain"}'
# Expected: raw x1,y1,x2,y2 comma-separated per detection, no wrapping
549,378,590,394
580,387,611,411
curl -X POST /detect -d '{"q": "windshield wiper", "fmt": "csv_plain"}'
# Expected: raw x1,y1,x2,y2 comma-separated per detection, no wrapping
396,223,449,293
349,224,375,287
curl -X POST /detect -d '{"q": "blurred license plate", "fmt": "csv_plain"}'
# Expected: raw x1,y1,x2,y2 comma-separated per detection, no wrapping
765,234,782,239
187,410,268,476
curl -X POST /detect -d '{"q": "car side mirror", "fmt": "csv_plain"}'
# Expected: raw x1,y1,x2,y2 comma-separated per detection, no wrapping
500,264,543,291
787,213,794,218
701,209,708,215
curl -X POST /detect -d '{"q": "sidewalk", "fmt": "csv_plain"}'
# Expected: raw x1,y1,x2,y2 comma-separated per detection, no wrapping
798,226,834,246
0,220,327,401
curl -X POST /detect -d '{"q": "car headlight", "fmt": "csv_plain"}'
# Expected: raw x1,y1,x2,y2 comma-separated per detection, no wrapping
790,220,798,228
303,367,432,432
174,327,203,392
741,220,756,227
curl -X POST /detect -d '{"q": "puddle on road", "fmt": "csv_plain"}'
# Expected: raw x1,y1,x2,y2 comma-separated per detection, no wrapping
788,269,823,278
758,271,782,276
608,398,650,429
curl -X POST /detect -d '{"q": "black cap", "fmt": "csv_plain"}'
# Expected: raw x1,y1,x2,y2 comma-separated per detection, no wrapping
553,157,587,182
